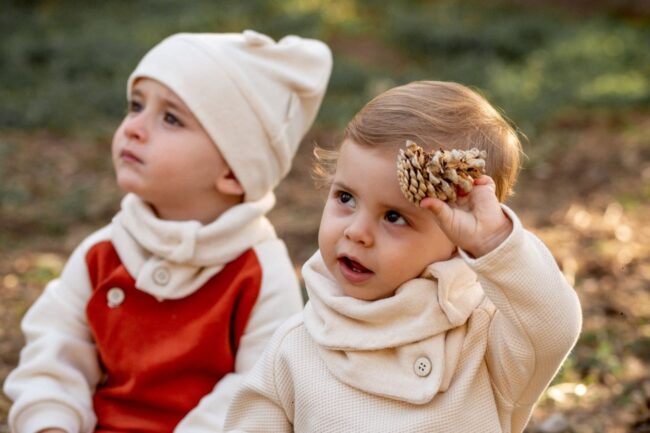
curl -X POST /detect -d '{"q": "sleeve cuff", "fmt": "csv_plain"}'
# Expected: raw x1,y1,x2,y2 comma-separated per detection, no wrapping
12,402,81,433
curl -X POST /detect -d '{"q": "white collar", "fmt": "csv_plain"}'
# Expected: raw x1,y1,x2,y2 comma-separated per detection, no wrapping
302,251,485,403
110,193,276,299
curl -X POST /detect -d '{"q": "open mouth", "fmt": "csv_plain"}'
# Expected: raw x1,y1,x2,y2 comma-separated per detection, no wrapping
338,256,373,283
341,257,370,273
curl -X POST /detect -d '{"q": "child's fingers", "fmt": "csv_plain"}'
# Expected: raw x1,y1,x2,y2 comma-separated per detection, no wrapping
454,192,471,207
473,175,497,192
420,197,454,227
467,175,500,211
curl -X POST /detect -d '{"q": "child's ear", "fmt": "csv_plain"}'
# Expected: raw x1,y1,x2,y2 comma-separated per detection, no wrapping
215,169,245,196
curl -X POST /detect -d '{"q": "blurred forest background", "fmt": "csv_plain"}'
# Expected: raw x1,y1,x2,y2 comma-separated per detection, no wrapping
1,0,649,431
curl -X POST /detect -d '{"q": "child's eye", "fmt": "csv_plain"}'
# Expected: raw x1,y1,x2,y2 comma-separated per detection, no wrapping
336,191,356,208
128,100,143,113
164,112,183,127
385,210,406,225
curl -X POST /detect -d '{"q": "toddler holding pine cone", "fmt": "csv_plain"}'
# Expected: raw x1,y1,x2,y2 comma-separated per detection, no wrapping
223,80,582,433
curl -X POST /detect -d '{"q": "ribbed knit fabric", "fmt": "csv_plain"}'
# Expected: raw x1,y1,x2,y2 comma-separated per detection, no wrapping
224,207,582,433
112,193,277,299
127,31,332,201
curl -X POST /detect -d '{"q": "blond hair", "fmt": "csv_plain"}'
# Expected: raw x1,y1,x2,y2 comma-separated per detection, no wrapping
314,81,523,202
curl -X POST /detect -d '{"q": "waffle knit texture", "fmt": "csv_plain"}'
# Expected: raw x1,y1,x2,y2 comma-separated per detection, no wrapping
128,30,333,201
224,206,582,433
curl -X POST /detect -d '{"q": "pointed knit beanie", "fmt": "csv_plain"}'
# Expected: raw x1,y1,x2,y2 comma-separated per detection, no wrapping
127,30,333,201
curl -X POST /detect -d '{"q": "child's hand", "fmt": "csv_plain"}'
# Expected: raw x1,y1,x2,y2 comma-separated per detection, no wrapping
420,175,513,258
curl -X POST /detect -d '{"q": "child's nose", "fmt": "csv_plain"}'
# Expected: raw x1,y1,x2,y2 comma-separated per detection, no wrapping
122,112,149,142
344,215,373,247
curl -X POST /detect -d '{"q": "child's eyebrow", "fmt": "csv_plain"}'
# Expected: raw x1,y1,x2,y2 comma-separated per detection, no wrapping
162,97,188,115
130,88,190,116
332,180,357,195
375,192,423,216
380,200,416,216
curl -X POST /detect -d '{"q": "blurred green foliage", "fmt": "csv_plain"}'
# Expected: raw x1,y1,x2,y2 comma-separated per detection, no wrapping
1,0,649,135
0,0,327,133
2,0,649,244
379,2,650,132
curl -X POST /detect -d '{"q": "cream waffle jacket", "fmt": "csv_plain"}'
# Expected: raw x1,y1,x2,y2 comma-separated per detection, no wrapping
224,207,582,433
4,193,304,433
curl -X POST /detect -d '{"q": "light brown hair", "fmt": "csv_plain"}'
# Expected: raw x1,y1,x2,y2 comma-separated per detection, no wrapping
314,80,523,201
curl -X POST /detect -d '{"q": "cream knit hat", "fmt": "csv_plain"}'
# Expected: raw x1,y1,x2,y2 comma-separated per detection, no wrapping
127,30,332,201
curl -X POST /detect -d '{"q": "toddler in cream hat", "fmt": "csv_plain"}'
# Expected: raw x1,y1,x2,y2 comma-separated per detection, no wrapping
4,30,332,433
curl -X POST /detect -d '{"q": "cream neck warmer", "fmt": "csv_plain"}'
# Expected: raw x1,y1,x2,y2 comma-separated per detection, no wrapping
302,251,485,404
111,193,276,300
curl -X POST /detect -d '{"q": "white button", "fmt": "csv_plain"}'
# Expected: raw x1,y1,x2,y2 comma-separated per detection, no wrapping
153,266,171,286
414,356,432,377
107,287,125,308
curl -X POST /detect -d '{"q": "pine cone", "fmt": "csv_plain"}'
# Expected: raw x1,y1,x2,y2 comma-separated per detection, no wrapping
397,140,487,204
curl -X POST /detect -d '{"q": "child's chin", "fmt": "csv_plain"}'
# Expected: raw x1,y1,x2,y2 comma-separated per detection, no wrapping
341,284,390,301
115,176,143,195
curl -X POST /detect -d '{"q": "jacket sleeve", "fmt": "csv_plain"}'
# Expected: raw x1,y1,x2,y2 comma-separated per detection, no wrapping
3,227,110,433
460,206,582,431
174,239,303,433
222,315,301,433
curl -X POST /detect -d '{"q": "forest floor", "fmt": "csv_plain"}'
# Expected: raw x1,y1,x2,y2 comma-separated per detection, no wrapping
1,110,649,432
